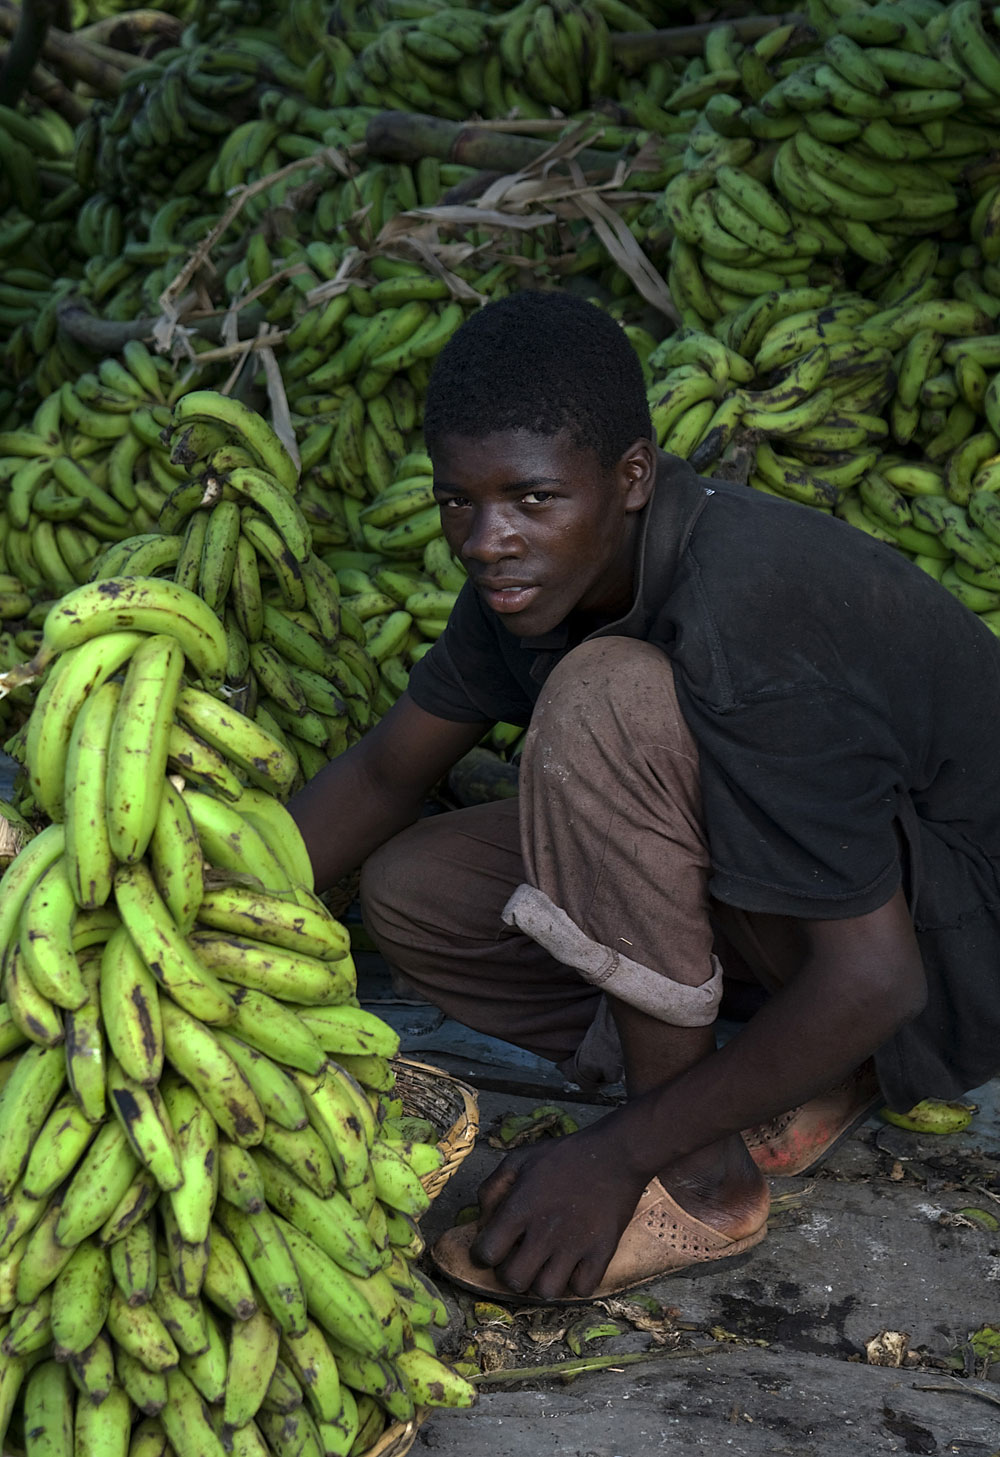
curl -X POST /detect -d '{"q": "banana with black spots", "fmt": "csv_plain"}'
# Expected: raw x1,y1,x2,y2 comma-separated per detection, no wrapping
35,577,228,690
114,861,236,1026
159,997,265,1148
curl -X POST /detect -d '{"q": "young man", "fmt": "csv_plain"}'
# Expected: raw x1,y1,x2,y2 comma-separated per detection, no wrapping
289,290,1000,1304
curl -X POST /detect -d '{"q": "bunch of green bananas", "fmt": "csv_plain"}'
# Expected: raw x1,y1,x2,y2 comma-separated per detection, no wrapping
0,102,77,226
643,0,1000,332
85,37,296,201
342,0,633,120
272,247,521,517
0,343,199,592
0,573,477,1456
145,388,384,786
642,233,1000,634
347,8,500,119
0,104,79,405
322,528,466,714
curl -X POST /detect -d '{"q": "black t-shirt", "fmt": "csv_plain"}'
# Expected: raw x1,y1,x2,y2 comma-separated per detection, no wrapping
409,456,1000,1107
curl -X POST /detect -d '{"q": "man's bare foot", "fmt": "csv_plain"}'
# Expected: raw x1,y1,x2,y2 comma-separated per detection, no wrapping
657,1133,770,1240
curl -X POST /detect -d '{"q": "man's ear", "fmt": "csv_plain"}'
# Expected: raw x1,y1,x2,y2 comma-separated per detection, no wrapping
619,437,656,512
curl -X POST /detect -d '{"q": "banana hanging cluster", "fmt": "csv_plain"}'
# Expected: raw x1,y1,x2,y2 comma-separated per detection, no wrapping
137,388,382,788
0,577,477,1456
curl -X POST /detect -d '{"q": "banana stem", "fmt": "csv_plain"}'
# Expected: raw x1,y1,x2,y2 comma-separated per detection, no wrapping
612,13,810,65
74,8,181,50
0,0,59,107
365,112,623,177
469,1341,726,1386
22,56,88,123
0,652,48,701
0,0,138,94
56,301,270,356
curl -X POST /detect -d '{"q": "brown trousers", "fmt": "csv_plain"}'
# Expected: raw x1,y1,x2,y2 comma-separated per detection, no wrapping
361,638,804,1089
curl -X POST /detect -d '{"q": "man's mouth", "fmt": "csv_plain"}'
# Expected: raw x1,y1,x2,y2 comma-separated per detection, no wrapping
474,579,541,614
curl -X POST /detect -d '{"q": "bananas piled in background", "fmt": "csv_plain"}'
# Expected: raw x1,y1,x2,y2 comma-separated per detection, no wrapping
0,343,187,595
345,0,615,121
79,37,297,201
326,497,468,713
0,100,79,225
2,0,669,419
651,7,1000,328
0,573,477,1456
16,0,1000,705
0,104,81,402
586,0,1000,634
643,248,1000,632
0,367,458,784
277,259,490,503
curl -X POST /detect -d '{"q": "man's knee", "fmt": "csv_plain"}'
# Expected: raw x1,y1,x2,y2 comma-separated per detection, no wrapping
526,636,696,765
541,636,673,704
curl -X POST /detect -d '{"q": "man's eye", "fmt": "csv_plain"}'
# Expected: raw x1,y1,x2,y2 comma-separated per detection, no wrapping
438,495,468,508
522,490,553,505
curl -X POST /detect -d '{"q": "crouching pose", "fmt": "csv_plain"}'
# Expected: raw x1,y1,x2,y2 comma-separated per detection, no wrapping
290,290,1000,1302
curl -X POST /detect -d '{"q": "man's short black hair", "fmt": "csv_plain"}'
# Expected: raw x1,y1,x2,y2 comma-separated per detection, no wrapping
422,289,653,468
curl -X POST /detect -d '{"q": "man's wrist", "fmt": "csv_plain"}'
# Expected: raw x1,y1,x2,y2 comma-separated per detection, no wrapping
591,1100,672,1185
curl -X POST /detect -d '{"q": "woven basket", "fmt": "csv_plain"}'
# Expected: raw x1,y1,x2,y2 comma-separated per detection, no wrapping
392,1055,479,1200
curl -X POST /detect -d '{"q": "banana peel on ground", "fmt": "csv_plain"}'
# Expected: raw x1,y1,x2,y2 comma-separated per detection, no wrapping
0,798,32,870
879,1098,978,1134
488,1104,581,1149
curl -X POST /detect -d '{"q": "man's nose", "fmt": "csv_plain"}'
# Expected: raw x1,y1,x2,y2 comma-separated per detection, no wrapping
460,508,520,563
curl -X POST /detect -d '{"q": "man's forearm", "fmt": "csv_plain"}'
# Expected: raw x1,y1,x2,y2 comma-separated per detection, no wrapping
287,756,425,892
607,894,927,1183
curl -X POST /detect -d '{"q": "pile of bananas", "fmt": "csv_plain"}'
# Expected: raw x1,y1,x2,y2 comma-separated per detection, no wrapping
654,9,1000,327
327,522,467,714
0,573,477,1455
0,370,466,781
2,0,677,414
643,247,1000,631
78,37,301,201
345,0,616,120
0,345,182,594
0,101,78,225
89,387,385,791
276,259,490,502
17,0,1000,688
572,0,1000,633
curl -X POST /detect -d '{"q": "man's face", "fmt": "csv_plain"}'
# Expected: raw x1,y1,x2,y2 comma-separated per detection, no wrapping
431,429,652,638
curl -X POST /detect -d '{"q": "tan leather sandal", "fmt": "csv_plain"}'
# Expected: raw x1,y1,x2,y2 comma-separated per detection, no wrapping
430,1178,769,1305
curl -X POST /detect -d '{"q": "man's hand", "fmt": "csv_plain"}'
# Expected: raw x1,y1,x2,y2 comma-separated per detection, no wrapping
471,1120,647,1301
